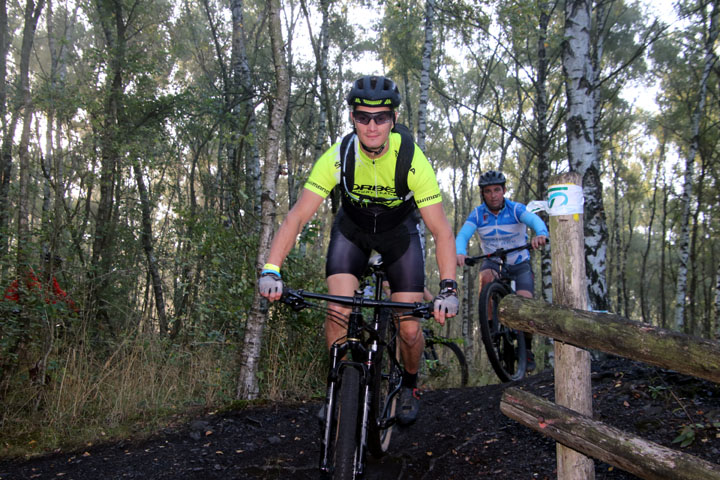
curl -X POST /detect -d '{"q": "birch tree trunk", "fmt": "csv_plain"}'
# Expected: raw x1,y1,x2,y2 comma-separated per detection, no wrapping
563,0,595,177
416,0,435,267
535,1,552,303
236,0,289,400
674,0,718,332
416,0,434,151
583,0,610,313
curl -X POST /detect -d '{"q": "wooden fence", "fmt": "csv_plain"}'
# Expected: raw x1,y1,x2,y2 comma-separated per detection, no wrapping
495,172,720,479
498,296,720,480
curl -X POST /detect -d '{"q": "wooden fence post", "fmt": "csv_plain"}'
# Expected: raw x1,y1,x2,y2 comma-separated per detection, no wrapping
549,172,594,479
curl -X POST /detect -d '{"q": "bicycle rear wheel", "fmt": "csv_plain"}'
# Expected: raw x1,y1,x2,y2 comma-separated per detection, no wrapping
367,309,401,457
478,281,527,382
332,367,360,480
419,338,469,389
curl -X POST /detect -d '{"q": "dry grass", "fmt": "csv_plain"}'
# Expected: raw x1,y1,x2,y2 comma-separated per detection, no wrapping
0,336,234,459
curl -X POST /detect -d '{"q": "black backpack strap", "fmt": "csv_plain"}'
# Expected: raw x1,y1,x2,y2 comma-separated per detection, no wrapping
339,133,356,195
392,124,415,200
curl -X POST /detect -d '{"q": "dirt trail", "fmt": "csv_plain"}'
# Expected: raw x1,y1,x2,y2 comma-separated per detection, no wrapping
1,357,718,479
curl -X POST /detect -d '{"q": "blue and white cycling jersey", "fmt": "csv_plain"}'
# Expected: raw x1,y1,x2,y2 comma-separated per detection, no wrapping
455,199,548,265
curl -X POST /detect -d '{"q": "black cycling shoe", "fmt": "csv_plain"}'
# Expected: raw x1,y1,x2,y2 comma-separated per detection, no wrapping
526,350,536,373
397,387,420,425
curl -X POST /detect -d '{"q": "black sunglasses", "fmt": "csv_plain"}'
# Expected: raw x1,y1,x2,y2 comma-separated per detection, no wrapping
353,111,394,125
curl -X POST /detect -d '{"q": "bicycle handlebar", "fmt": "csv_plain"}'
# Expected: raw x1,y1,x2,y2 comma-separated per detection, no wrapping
281,287,434,319
464,239,548,267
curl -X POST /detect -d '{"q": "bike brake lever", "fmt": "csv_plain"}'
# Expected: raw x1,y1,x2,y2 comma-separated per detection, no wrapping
280,289,307,311
464,258,477,266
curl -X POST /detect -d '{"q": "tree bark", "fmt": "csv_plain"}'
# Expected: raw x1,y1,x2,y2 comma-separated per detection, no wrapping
236,0,289,400
535,1,553,304
675,0,719,332
563,0,594,176
498,295,720,384
416,0,434,152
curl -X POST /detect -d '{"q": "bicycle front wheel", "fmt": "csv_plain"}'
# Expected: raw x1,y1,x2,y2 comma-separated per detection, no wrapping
367,309,400,457
478,281,527,382
332,367,360,480
419,338,469,389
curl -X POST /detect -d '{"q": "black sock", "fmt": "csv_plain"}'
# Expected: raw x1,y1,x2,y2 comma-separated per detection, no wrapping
401,370,418,388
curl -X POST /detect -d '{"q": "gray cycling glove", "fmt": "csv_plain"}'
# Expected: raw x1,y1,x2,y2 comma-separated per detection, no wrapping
434,279,459,316
259,272,283,297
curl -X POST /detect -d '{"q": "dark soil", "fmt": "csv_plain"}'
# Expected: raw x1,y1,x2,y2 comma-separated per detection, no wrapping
1,357,719,479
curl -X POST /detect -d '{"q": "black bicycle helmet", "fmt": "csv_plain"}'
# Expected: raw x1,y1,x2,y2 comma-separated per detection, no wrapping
346,75,401,109
478,170,506,188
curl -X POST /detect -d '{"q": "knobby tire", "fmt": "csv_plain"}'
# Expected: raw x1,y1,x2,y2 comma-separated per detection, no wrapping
478,281,527,382
333,367,360,480
367,308,399,457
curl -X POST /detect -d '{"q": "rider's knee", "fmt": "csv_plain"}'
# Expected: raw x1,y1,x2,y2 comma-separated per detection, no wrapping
398,322,423,347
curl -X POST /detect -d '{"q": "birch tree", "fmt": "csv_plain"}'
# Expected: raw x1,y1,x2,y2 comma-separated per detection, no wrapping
563,0,595,176
674,0,718,331
416,0,434,151
237,0,289,400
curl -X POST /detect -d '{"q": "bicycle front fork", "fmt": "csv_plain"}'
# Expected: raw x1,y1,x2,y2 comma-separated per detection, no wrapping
319,340,378,477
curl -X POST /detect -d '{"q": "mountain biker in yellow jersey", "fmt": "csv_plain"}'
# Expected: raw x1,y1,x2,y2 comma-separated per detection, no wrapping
455,170,547,372
259,75,458,424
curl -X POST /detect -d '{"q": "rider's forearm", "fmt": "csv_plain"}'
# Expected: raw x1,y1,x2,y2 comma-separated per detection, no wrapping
434,228,457,281
266,217,303,268
520,211,549,237
455,222,475,256
266,189,324,269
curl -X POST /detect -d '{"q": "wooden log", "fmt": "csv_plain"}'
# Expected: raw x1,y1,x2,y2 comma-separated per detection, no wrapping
500,387,720,480
498,295,720,384
549,171,594,479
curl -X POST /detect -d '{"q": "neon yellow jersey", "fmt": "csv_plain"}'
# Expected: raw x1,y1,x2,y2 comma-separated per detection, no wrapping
304,132,442,209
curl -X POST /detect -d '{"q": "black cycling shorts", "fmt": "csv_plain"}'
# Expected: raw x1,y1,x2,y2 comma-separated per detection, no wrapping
326,209,425,293
481,259,534,293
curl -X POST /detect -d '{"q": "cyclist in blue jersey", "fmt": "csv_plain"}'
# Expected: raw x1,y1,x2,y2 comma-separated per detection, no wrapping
455,170,547,371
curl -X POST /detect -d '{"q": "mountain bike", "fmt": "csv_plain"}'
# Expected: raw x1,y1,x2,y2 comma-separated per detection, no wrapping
464,243,540,382
357,256,468,391
280,270,433,479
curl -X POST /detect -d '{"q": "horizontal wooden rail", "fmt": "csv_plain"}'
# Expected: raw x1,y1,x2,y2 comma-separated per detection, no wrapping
500,387,720,480
498,295,720,384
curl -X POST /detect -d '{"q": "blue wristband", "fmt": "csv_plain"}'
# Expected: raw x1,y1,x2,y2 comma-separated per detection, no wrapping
261,269,281,278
